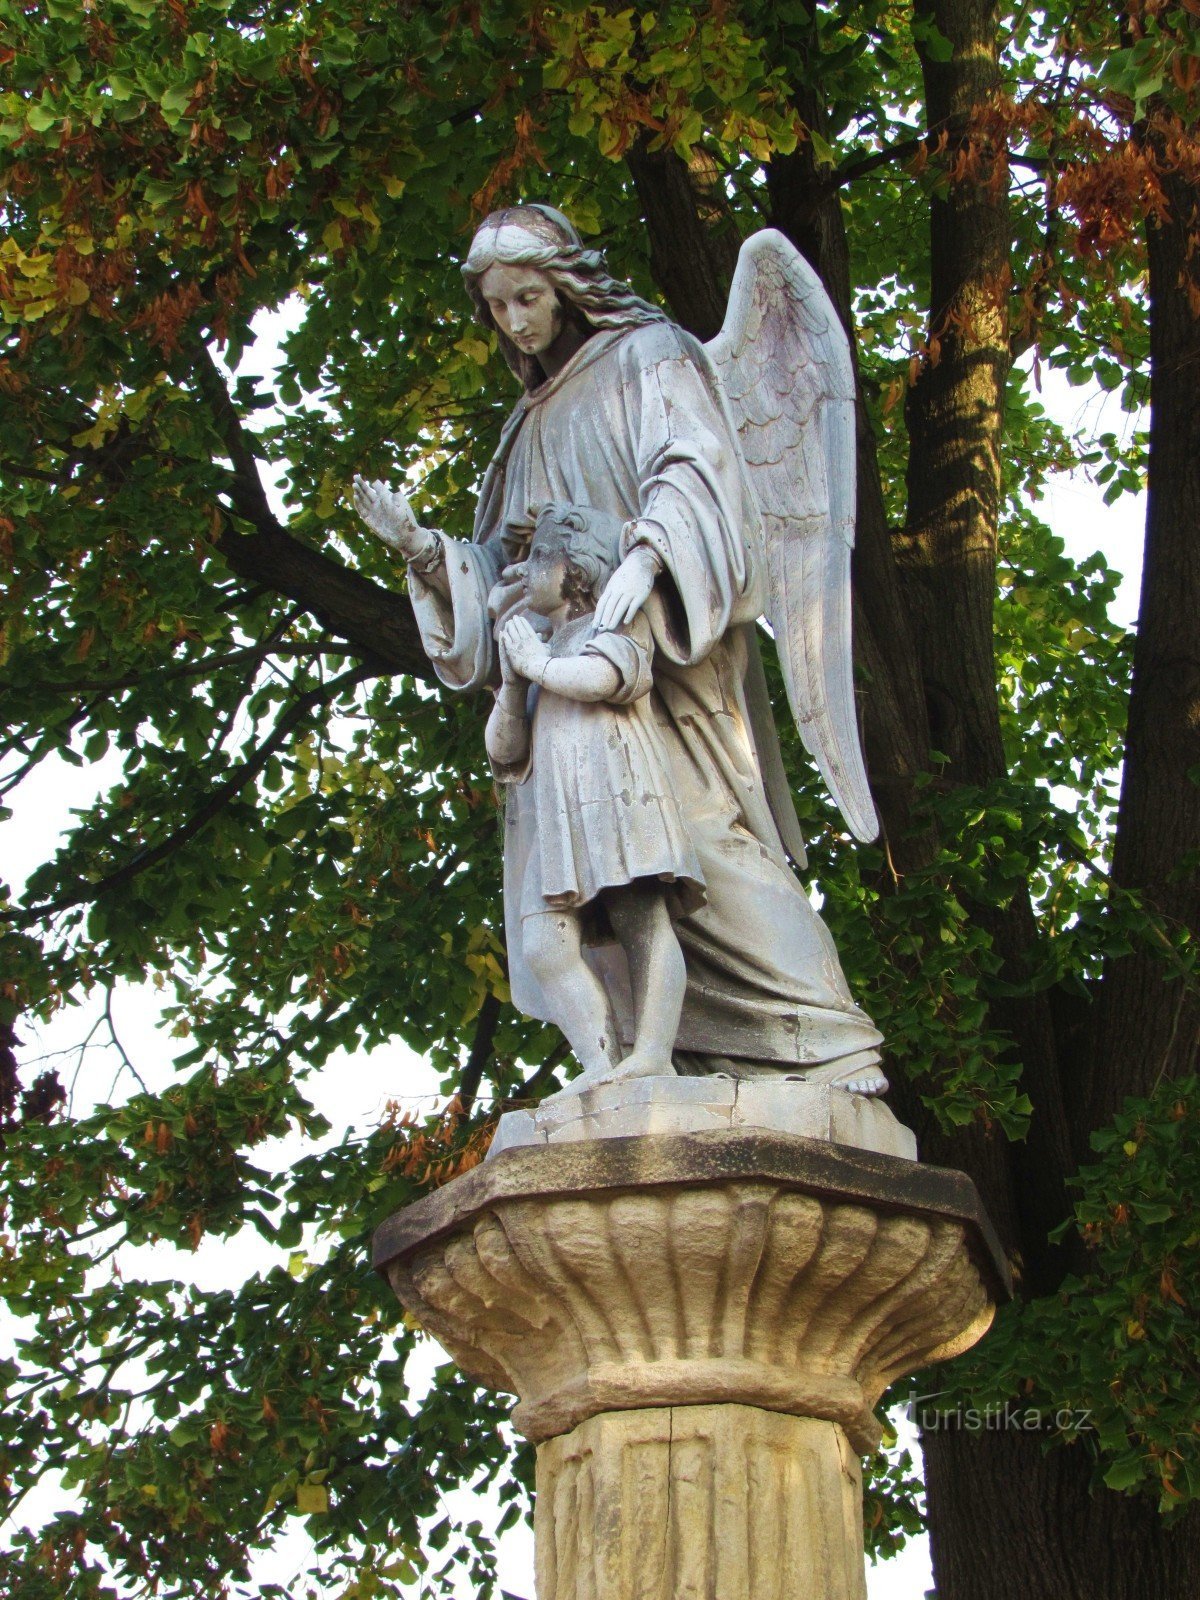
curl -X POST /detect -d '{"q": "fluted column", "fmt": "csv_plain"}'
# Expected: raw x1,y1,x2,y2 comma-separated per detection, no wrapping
536,1407,868,1600
374,1130,1008,1600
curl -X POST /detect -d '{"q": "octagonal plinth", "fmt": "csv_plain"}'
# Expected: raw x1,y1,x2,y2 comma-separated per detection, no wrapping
374,1131,1009,1600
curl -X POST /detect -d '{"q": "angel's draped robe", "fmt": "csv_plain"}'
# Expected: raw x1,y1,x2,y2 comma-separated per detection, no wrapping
409,321,882,1076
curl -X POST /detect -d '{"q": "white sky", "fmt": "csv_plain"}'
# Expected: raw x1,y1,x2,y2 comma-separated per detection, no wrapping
1,308,1148,1598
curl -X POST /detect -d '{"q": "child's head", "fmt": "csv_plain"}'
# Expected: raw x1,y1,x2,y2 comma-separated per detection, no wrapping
525,503,622,616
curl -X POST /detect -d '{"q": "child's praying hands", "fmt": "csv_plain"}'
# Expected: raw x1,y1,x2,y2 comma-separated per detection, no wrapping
500,614,551,683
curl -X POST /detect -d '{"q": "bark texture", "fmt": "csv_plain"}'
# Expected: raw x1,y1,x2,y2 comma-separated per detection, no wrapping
196,340,431,681
1084,151,1200,1130
625,139,741,342
896,0,1074,1287
216,517,429,681
924,1427,1200,1600
899,0,1012,788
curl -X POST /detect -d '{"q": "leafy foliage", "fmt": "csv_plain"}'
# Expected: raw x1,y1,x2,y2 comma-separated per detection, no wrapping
929,1076,1200,1513
2,1,1198,1595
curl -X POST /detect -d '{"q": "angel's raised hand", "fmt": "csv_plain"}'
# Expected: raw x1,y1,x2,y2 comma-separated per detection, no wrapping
352,475,425,559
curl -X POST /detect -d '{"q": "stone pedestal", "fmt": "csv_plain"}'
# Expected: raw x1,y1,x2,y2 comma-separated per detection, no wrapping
535,1406,867,1600
373,1130,1009,1600
487,1073,918,1162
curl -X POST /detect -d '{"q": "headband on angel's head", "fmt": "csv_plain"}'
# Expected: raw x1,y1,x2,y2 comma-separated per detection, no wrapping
462,204,587,275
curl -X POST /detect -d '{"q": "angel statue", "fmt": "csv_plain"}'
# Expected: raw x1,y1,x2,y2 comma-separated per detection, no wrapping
353,202,886,1097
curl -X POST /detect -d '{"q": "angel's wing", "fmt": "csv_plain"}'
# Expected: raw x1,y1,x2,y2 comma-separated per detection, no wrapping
707,229,878,843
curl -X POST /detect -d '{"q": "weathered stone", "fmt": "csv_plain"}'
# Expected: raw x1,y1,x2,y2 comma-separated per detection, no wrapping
376,1132,1006,1599
377,1132,1005,1453
487,1073,918,1161
355,208,891,1097
535,1406,867,1600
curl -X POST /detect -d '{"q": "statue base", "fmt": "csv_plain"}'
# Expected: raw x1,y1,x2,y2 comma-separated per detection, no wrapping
374,1131,1008,1600
488,1073,917,1162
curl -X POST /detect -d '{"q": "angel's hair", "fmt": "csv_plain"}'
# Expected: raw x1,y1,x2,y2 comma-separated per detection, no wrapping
531,503,622,611
462,204,668,391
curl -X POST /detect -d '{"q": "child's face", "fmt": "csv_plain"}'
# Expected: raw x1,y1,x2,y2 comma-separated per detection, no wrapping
522,532,570,615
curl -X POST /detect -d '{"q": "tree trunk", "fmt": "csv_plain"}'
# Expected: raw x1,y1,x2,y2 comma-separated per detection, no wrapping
1083,147,1200,1132
625,139,741,342
897,0,1072,1275
620,84,1200,1596
924,1426,1200,1599
899,0,1012,790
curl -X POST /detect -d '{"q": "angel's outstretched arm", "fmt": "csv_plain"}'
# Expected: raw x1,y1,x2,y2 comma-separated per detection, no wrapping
352,475,452,600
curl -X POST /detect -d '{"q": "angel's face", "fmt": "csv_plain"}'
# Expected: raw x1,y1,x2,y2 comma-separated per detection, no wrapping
477,264,564,357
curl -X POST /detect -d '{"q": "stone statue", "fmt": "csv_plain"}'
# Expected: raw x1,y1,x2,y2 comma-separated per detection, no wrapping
353,202,886,1097
487,502,703,1093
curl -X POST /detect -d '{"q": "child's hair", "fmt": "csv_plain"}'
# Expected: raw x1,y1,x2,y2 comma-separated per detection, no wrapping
531,504,622,611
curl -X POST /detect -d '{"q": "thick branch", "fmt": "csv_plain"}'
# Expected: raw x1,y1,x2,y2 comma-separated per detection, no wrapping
192,344,431,680
214,515,430,680
624,140,741,338
457,991,502,1112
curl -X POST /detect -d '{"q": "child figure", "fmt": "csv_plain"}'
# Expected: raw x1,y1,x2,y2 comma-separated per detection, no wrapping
485,503,705,1094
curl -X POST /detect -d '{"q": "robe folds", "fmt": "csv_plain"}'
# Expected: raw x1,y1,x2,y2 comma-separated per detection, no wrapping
408,320,882,1076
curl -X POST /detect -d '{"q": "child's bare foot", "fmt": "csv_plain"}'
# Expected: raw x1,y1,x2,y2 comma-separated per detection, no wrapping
553,1059,620,1101
553,1051,675,1101
611,1050,675,1081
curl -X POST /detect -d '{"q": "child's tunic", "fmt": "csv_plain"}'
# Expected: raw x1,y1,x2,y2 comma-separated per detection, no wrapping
500,613,705,919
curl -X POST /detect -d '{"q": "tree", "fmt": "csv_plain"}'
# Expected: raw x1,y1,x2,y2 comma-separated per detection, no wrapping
1,2,1198,1596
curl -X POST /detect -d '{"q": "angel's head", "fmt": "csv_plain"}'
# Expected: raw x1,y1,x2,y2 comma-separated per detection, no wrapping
462,204,667,390
520,503,622,621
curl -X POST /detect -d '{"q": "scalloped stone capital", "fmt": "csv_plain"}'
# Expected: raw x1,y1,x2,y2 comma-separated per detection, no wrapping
376,1132,1008,1455
376,1134,1008,1600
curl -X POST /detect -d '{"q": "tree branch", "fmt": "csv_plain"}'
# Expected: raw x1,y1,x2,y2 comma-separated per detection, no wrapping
14,666,369,922
831,129,1051,192
502,1041,569,1110
457,991,502,1112
624,138,741,337
190,343,433,680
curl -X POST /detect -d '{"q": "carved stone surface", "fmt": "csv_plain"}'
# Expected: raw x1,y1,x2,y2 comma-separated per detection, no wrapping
487,1073,918,1162
535,1406,867,1600
354,208,896,1097
376,1132,1007,1455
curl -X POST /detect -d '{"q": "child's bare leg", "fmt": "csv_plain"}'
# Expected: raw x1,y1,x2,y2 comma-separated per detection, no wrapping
521,911,619,1083
601,882,685,1077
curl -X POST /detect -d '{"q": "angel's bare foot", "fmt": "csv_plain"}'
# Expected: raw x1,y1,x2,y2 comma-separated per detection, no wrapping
789,1058,889,1097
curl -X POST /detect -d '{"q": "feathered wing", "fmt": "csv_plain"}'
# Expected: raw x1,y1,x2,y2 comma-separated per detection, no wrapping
707,229,878,843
